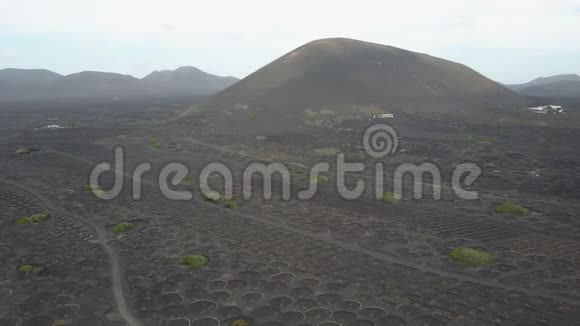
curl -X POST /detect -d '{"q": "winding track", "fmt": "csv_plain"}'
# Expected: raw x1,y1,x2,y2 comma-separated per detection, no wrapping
0,178,141,326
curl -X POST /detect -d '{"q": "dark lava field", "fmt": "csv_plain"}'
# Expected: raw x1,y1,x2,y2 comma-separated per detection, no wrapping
1,98,580,326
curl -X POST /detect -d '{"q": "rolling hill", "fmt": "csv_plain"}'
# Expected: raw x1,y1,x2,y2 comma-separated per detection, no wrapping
507,74,580,99
0,67,239,102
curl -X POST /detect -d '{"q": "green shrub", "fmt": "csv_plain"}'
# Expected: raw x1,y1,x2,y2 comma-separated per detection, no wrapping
17,213,49,225
16,217,32,225
495,202,529,216
82,184,106,197
112,222,133,234
179,175,193,185
181,255,209,268
30,213,49,222
450,247,495,266
15,148,32,155
232,320,249,326
224,200,238,209
18,264,34,273
382,192,401,203
149,138,162,149
204,191,237,209
310,175,329,184
204,191,222,202
312,148,342,156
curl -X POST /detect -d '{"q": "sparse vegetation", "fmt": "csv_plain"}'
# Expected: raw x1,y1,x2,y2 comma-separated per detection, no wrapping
204,191,238,209
466,135,497,144
382,192,401,203
15,148,32,155
292,168,305,175
180,255,209,268
112,222,133,234
450,247,495,267
204,191,222,202
18,264,34,273
82,184,106,197
312,147,342,156
149,138,162,149
179,175,193,185
232,320,249,326
17,212,49,225
495,202,529,216
224,200,238,209
310,175,329,184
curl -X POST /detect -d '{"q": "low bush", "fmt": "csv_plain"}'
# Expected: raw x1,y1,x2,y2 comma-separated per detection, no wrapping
310,175,329,184
382,192,401,203
82,184,106,197
450,247,495,267
224,200,238,209
18,264,34,273
149,138,162,149
232,320,249,326
112,222,133,234
181,255,209,268
204,191,238,209
15,148,32,155
17,213,49,225
179,175,193,185
495,202,529,216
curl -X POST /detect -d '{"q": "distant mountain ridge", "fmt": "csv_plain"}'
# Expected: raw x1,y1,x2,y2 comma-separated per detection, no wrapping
143,66,239,97
0,67,239,102
507,74,580,98
0,68,62,84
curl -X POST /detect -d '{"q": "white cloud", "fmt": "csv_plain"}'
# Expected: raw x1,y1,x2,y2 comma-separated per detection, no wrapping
1,0,578,47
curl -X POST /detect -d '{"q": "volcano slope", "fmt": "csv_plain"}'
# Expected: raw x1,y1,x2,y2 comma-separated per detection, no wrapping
208,38,526,134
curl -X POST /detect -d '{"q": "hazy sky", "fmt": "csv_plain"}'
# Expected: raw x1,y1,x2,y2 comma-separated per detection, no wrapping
1,0,579,83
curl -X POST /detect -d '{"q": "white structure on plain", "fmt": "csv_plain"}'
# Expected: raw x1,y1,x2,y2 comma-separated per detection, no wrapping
44,124,63,129
233,104,249,110
527,105,565,114
370,113,395,119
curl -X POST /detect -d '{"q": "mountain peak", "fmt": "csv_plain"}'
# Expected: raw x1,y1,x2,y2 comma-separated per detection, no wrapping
175,66,204,74
210,38,525,134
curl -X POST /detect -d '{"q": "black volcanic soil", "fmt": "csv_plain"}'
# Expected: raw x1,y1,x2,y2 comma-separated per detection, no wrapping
1,97,580,325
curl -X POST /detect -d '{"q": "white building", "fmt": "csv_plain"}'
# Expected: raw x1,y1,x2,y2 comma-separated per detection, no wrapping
527,105,565,114
370,113,395,119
